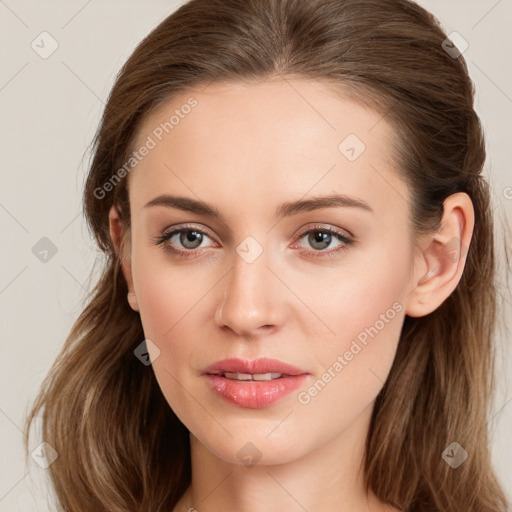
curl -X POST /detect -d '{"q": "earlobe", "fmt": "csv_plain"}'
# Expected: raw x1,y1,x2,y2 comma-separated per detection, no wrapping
405,192,474,318
127,291,140,312
108,205,138,311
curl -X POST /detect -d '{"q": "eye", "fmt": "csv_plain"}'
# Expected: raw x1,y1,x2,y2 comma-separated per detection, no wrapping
292,224,354,259
152,223,355,260
151,224,217,259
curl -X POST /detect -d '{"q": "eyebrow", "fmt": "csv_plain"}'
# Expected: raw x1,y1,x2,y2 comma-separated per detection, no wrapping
143,194,374,220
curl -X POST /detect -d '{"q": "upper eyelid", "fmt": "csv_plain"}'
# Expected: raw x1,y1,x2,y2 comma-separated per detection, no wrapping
161,223,352,245
162,224,217,241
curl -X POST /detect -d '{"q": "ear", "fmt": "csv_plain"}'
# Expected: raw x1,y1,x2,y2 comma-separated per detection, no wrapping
108,204,139,312
405,192,475,318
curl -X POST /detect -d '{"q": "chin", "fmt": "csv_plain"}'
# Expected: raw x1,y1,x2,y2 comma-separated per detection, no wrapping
192,425,311,467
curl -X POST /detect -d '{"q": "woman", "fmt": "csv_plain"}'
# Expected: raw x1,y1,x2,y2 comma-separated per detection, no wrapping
24,0,510,510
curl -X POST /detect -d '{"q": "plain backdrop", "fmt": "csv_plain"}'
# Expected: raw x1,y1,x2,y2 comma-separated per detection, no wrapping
1,0,511,510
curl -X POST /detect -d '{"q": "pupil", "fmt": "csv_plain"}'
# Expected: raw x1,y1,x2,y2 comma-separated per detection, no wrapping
181,230,202,248
310,231,330,250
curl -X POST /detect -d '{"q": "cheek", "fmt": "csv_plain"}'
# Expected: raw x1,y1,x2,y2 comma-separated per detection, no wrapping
135,270,178,339
132,243,207,337
292,249,410,436
133,258,205,408
333,267,405,346
309,236,409,322
307,242,411,375
131,248,219,381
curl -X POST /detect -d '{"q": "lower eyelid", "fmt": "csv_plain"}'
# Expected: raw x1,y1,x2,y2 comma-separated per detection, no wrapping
167,228,215,247
155,226,353,254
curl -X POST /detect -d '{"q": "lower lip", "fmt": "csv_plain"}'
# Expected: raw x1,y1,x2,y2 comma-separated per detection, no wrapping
205,374,308,408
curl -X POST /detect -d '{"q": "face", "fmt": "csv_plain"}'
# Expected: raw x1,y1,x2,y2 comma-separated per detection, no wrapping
123,77,419,465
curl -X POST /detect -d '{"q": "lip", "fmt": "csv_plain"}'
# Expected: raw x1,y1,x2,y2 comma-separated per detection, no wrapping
203,357,307,376
203,358,309,409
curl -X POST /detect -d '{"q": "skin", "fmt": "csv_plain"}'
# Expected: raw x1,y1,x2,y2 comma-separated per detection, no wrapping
109,77,474,512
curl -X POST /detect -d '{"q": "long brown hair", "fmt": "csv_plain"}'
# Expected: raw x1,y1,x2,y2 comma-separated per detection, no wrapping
24,0,510,510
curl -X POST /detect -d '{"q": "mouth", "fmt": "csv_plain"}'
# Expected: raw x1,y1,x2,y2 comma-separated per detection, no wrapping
208,371,288,381
206,372,291,382
202,358,309,408
203,357,307,377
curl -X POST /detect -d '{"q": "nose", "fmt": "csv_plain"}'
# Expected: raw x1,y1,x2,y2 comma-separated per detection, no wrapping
215,243,285,338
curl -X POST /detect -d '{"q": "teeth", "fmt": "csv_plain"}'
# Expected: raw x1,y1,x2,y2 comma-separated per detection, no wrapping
253,372,283,381
223,372,283,381
224,372,253,380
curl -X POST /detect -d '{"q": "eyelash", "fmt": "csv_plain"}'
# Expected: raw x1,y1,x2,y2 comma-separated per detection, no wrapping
151,223,355,260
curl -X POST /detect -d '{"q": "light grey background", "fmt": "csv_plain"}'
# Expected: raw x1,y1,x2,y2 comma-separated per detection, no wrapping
1,0,511,509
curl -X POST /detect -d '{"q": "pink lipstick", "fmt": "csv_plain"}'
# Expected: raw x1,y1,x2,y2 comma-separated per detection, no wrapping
203,357,308,408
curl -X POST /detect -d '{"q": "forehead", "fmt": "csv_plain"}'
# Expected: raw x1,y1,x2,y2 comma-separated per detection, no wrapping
128,78,409,220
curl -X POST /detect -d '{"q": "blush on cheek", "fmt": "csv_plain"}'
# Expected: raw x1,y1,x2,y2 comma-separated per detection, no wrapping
135,268,213,364
134,257,189,322
321,274,406,364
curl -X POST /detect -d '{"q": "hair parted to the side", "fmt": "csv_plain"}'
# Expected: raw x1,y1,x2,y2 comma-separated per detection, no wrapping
24,0,510,511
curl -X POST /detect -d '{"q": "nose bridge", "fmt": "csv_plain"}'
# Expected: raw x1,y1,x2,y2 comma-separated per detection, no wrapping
216,235,282,334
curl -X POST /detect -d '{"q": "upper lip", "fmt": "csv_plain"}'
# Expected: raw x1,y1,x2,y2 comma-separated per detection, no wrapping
203,357,307,376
